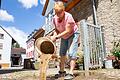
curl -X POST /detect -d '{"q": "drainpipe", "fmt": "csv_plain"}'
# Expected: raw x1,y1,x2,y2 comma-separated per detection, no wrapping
91,0,98,25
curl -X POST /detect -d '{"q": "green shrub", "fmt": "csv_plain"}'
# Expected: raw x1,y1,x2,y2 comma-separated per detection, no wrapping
111,40,120,59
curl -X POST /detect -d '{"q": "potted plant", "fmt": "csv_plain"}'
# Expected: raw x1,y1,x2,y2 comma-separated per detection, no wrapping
75,52,84,70
111,40,120,68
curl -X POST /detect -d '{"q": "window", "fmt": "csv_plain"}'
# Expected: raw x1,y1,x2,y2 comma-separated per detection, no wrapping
0,43,3,49
0,54,1,60
0,33,4,39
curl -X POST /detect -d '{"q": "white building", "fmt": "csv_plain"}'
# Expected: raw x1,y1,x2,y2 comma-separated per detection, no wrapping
26,38,35,59
0,26,17,69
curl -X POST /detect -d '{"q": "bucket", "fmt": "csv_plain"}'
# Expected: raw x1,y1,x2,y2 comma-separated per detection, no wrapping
35,37,56,55
35,37,56,80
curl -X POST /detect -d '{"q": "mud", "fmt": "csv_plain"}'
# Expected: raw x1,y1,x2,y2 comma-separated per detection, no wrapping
40,41,55,54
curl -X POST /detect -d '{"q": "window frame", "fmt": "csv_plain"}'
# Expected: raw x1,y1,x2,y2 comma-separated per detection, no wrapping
0,33,4,39
0,54,1,60
0,43,3,49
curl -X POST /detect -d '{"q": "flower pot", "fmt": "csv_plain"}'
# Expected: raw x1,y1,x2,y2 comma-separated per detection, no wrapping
105,60,113,69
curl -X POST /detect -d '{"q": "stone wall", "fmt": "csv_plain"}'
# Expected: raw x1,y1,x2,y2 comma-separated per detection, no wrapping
68,0,120,53
97,0,120,53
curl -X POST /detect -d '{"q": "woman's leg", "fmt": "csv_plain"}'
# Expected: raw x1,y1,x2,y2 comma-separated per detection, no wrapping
59,38,68,72
68,33,79,74
69,59,76,74
59,56,66,72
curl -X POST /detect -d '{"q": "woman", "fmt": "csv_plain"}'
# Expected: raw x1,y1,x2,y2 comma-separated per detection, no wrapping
50,1,80,79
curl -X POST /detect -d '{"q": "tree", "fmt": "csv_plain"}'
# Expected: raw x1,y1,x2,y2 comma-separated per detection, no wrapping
12,43,20,48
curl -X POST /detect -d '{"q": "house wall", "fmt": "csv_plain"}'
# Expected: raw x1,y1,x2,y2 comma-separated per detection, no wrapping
21,54,26,65
26,39,35,59
0,27,12,69
68,0,120,53
97,0,120,53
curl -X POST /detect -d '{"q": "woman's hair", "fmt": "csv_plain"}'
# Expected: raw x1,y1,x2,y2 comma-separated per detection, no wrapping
54,1,65,10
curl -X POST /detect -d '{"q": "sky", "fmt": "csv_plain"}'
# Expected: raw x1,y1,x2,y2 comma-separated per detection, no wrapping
0,0,46,48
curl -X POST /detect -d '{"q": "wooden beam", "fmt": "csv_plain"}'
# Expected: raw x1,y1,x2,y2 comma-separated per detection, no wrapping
54,0,68,3
42,0,49,16
62,0,68,3
65,0,81,12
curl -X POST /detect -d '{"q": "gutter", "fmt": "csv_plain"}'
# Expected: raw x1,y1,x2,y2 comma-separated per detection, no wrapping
91,0,98,25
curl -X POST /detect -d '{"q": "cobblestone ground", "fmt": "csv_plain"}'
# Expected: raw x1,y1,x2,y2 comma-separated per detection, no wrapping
1,68,120,80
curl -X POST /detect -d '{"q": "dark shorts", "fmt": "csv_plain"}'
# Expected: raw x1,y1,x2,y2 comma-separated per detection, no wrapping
60,31,80,59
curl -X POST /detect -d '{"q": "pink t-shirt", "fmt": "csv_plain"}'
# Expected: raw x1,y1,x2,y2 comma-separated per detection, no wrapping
53,12,78,39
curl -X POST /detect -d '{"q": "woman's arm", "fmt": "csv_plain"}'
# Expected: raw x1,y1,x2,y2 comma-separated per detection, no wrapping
50,24,72,41
55,23,72,39
50,29,59,41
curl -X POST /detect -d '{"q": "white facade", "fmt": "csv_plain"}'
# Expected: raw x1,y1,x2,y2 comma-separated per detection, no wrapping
21,54,26,65
26,39,35,59
0,26,13,68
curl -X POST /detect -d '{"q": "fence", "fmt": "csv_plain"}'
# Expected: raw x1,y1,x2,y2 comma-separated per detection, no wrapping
80,20,105,70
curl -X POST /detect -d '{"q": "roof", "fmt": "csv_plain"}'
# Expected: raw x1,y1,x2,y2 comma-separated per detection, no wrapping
32,28,45,40
65,0,81,11
26,28,45,42
0,25,17,43
11,48,26,54
42,0,81,16
26,23,55,42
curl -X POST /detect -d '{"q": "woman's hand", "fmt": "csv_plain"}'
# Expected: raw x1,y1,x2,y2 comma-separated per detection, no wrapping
50,36,56,42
